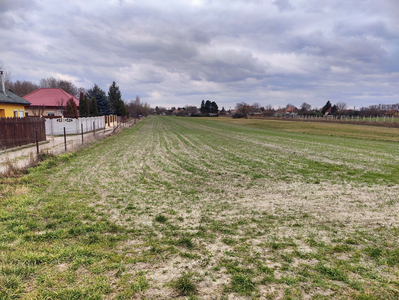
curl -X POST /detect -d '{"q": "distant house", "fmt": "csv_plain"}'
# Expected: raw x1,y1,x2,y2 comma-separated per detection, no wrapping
285,106,298,115
274,109,285,117
23,88,79,117
0,89,31,118
385,110,398,116
324,106,333,116
248,111,262,117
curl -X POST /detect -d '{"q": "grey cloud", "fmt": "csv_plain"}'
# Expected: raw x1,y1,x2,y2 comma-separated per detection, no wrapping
0,0,397,108
273,0,294,11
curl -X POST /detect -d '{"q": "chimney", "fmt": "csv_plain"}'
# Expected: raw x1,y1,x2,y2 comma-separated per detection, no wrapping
0,70,5,95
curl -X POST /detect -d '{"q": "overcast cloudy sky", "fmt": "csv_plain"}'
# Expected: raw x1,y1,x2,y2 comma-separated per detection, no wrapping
1,0,398,109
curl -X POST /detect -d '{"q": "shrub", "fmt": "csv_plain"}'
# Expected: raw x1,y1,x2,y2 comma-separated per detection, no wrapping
232,112,244,118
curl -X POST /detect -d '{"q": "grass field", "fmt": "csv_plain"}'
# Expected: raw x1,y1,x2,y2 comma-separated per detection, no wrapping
1,117,399,299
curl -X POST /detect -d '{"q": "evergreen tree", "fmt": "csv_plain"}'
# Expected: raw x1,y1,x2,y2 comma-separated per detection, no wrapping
321,101,332,115
205,100,212,115
200,100,206,115
79,92,90,117
108,81,122,115
120,100,128,116
210,101,218,114
84,95,90,117
65,98,79,118
87,84,112,116
89,97,99,116
331,105,338,115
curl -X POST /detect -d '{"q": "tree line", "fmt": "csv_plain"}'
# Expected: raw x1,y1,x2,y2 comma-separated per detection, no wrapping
153,100,220,117
232,101,399,118
2,67,150,118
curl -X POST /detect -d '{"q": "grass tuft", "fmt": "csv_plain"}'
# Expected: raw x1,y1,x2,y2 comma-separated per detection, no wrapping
172,273,197,296
155,214,167,223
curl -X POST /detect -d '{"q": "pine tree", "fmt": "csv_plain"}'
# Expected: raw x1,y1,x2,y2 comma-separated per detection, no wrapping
89,97,99,116
108,81,122,115
84,96,90,117
119,100,128,116
331,105,338,115
205,100,211,115
87,84,112,116
78,92,84,116
211,101,218,114
65,98,79,118
200,100,205,115
79,92,90,117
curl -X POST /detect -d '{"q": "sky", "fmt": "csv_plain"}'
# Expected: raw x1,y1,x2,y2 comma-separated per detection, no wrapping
1,0,398,109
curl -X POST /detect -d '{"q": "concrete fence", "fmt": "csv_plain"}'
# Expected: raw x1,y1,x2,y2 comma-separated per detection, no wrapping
45,116,105,135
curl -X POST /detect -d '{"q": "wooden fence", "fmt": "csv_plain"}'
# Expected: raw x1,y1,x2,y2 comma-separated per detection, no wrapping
0,117,46,150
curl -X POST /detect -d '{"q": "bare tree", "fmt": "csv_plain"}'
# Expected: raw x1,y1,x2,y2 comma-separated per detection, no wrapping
185,106,199,116
7,80,40,97
300,102,311,112
126,95,151,117
56,99,66,116
40,76,79,97
336,101,347,112
262,104,274,116
252,102,261,111
31,105,45,116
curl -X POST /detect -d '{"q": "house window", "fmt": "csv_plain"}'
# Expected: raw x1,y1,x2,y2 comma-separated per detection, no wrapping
19,110,24,117
25,112,29,116
47,112,55,116
14,110,18,117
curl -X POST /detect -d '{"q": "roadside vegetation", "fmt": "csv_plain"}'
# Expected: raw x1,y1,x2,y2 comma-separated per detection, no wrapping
1,117,398,299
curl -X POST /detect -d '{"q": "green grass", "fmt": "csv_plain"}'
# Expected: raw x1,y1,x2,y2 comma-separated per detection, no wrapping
1,116,398,299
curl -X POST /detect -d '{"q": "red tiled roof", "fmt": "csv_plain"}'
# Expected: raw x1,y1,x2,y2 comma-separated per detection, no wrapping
286,106,298,113
23,88,79,107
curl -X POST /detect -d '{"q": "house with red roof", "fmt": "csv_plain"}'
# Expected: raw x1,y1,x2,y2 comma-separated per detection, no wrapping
324,106,333,116
23,88,79,117
285,106,298,115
